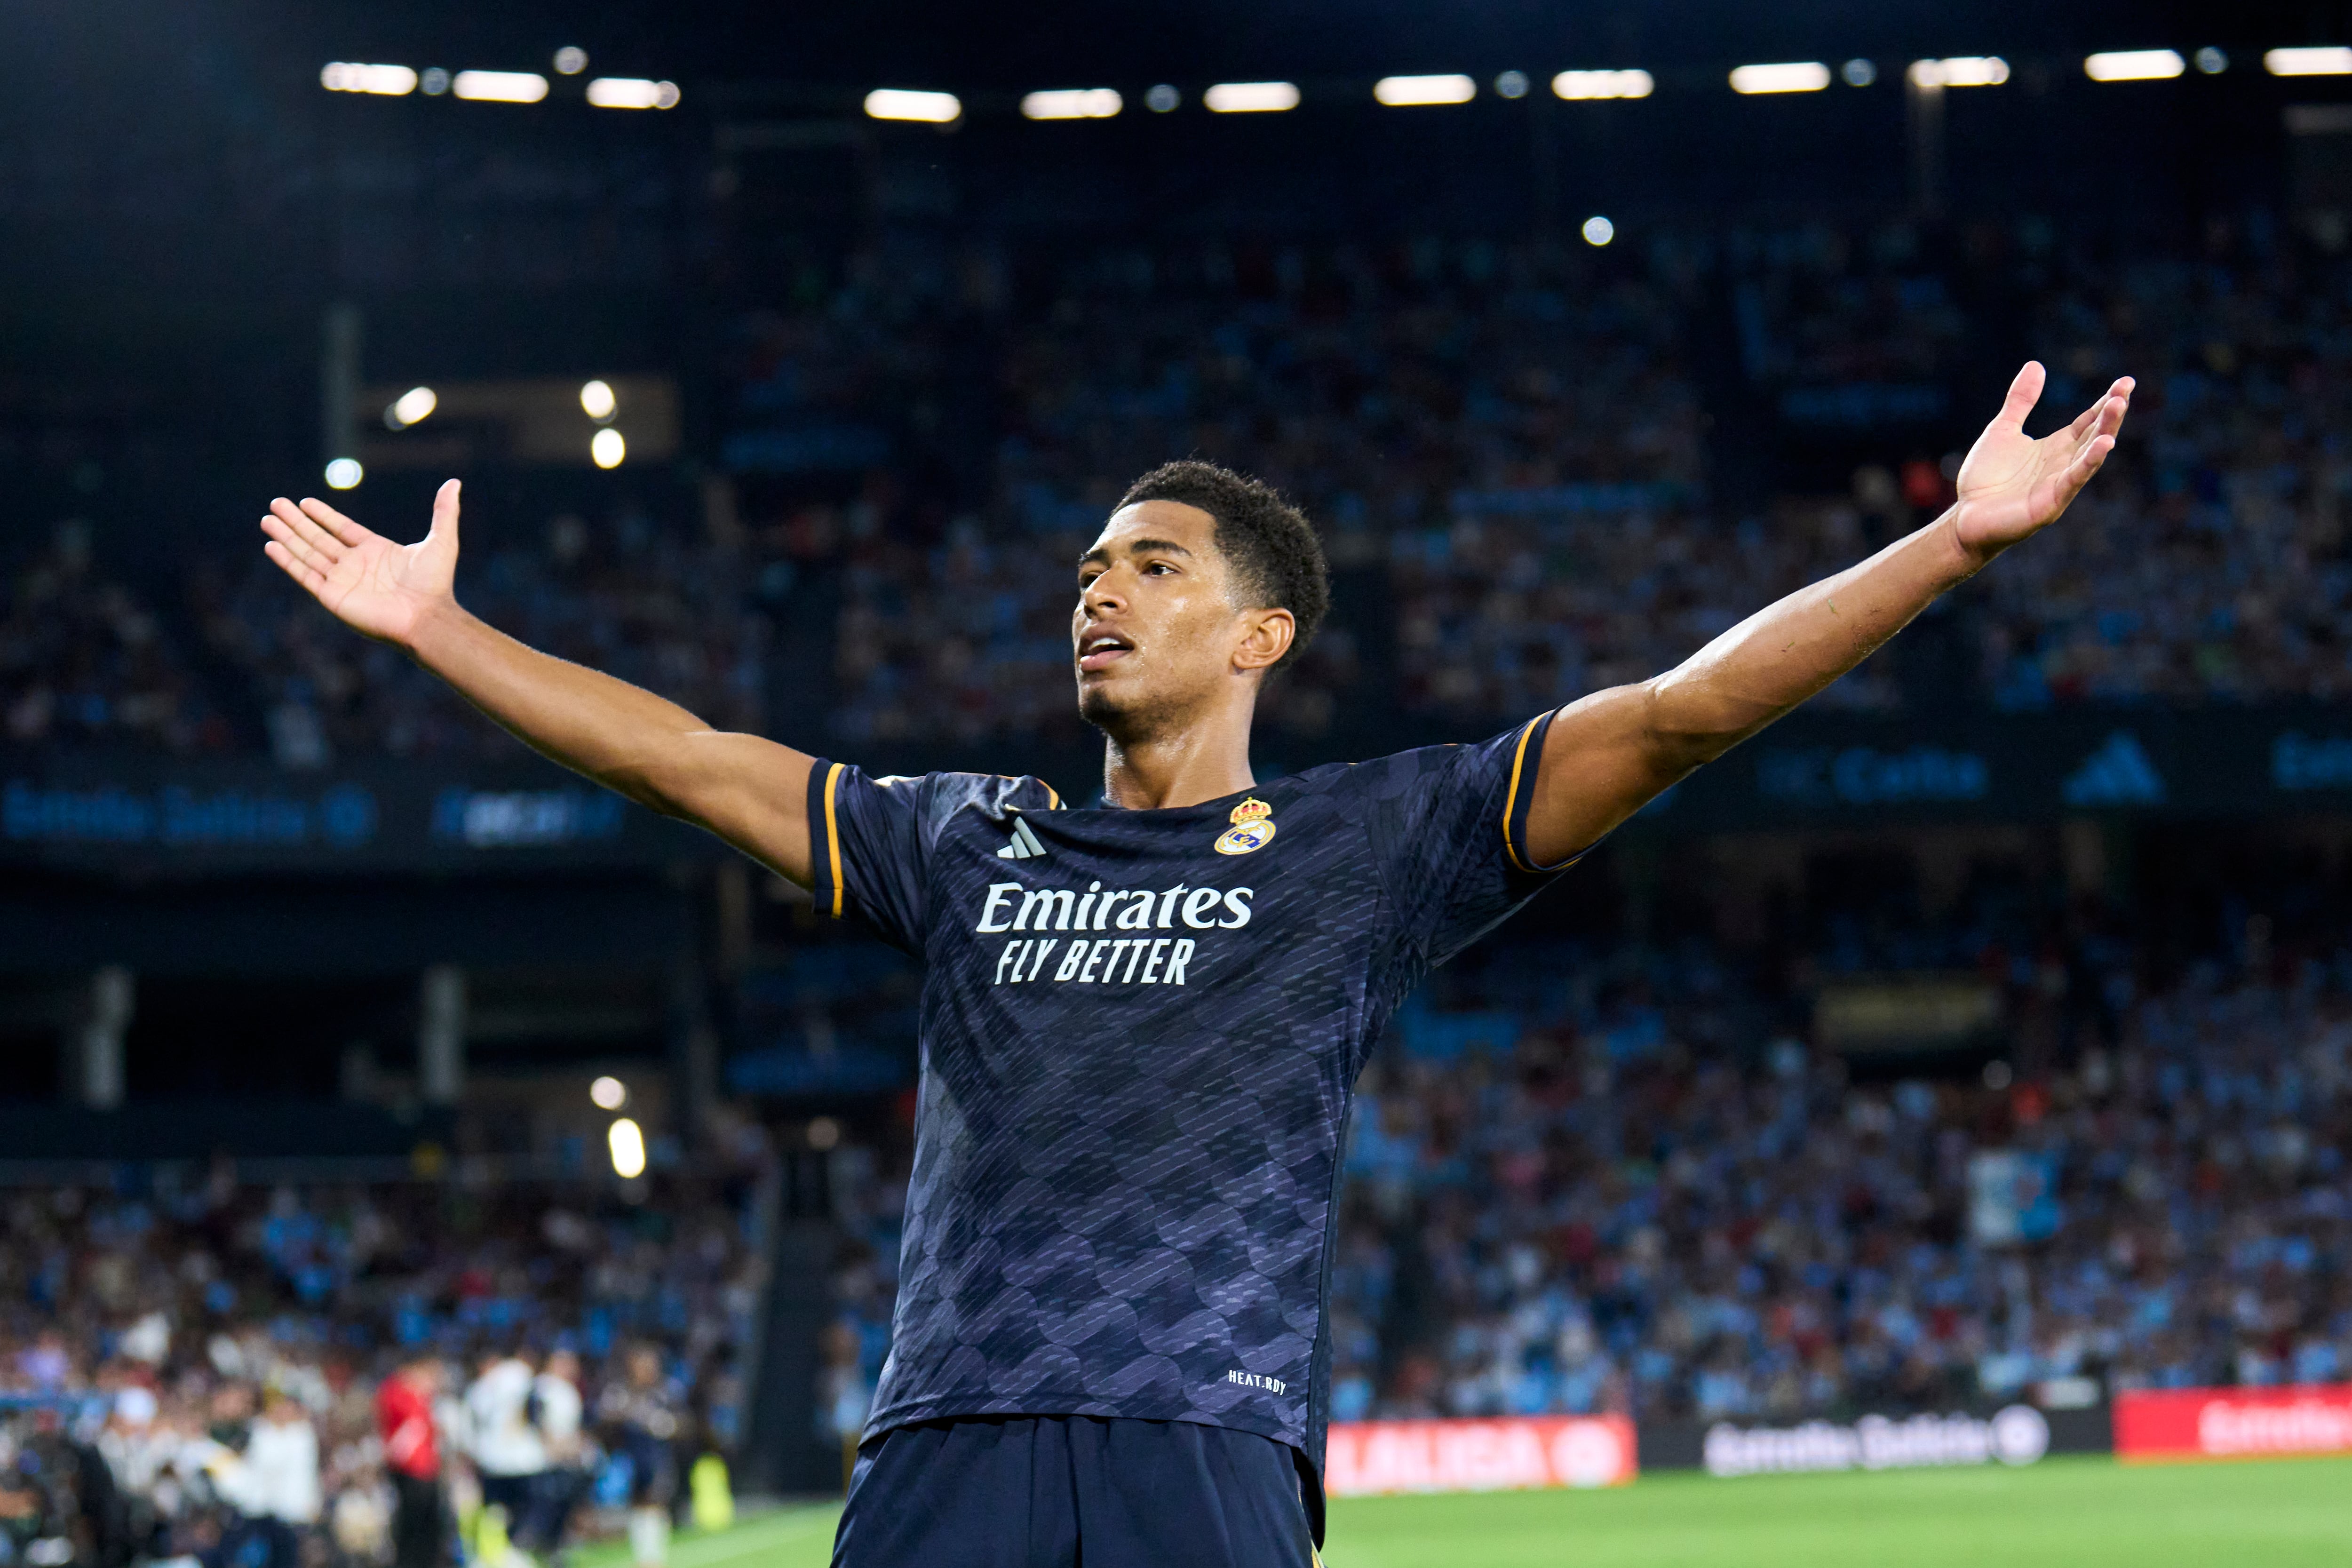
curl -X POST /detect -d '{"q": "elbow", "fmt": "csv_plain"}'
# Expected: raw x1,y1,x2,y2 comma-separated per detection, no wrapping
1640,670,1759,771
592,748,692,820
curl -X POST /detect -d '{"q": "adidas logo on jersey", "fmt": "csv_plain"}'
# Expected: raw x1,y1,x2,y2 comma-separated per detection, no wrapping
996,815,1049,860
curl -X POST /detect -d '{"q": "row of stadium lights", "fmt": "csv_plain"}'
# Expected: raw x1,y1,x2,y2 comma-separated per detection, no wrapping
321,47,677,109
866,46,2352,123
320,379,626,491
321,44,2352,119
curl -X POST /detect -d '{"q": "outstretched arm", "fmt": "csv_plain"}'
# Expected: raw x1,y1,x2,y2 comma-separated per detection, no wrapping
261,479,817,883
1520,362,2134,866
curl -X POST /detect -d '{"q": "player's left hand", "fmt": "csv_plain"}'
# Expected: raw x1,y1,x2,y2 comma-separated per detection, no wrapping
1951,361,2133,562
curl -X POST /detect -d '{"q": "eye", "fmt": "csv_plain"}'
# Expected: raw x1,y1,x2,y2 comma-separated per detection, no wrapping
1144,560,1175,576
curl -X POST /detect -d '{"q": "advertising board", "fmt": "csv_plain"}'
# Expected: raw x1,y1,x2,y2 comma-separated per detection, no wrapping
1324,1416,1637,1496
2115,1384,2352,1461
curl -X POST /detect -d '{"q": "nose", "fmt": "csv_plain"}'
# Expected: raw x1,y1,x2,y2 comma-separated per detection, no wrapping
1082,567,1127,618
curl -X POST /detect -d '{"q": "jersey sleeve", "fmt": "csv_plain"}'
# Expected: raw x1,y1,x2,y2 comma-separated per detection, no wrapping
805,761,1060,954
1361,710,1589,971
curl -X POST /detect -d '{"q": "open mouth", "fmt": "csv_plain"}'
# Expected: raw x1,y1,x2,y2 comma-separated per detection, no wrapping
1077,629,1134,672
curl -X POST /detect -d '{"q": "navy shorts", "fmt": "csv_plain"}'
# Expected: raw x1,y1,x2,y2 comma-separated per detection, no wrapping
832,1415,1318,1568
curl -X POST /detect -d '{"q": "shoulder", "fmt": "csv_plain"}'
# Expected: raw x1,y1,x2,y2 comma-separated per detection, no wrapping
820,765,1063,821
891,769,1065,820
1347,719,1552,800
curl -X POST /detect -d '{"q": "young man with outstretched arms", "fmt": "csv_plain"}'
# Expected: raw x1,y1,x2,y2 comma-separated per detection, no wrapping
263,362,2130,1566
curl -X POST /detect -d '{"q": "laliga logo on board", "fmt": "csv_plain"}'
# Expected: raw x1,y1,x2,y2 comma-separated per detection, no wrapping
1216,797,1276,855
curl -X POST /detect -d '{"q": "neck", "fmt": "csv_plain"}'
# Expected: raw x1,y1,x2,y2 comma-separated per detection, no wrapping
1097,697,1256,809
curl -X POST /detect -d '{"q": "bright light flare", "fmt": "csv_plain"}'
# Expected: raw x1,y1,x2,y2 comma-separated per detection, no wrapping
608,1116,646,1178
321,63,418,96
865,88,962,123
1730,62,1832,95
1581,215,1615,247
1204,81,1300,113
1909,56,2010,88
587,78,681,109
580,380,617,420
385,387,437,429
591,428,627,469
1022,88,1123,119
2083,50,2185,82
590,1075,628,1110
2267,47,2352,77
1373,74,1476,107
452,71,548,103
323,458,363,491
553,47,588,76
1551,69,1654,100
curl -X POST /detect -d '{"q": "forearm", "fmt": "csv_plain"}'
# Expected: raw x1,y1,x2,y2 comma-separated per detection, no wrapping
1645,506,1986,763
405,601,721,809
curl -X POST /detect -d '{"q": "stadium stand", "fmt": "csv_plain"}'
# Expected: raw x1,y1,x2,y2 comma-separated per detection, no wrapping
17,218,2352,767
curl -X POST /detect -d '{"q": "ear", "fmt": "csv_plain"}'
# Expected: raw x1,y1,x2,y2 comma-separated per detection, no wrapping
1232,606,1296,674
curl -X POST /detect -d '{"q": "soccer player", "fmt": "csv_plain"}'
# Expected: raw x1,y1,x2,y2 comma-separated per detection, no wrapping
261,361,2130,1566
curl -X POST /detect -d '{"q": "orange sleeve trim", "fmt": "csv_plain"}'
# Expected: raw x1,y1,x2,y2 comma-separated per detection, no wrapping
1501,716,1542,873
822,762,845,918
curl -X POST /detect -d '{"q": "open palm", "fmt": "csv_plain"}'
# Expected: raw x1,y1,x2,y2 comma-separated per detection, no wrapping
1952,362,2134,559
260,478,463,646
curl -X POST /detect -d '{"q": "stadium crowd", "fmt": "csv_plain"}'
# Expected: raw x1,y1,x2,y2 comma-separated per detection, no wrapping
15,217,2352,764
0,1168,761,1568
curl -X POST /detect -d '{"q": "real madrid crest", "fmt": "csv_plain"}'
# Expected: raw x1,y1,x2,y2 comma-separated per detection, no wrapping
1214,796,1276,856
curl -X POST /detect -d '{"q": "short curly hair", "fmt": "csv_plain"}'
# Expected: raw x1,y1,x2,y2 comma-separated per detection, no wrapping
1117,460,1329,671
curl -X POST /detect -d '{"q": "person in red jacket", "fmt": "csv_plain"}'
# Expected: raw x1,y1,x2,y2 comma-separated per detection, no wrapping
375,1354,445,1568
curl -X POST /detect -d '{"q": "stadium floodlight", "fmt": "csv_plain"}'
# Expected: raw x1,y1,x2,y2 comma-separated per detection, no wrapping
2267,47,2352,77
384,387,437,430
1551,69,1654,100
608,1115,647,1178
587,78,681,110
865,88,961,122
579,380,617,420
1842,59,1878,87
1145,84,1181,112
1373,74,1476,107
1494,71,1530,99
591,428,627,469
2083,50,2185,82
1730,62,1832,95
320,63,418,96
1910,56,2010,88
1022,88,1123,120
2194,48,2229,74
1204,81,1300,113
323,458,363,490
452,70,549,103
553,47,588,76
1581,215,1615,247
590,1075,628,1110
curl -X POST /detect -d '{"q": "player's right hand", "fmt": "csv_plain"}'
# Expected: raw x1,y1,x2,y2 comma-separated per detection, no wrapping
260,477,462,648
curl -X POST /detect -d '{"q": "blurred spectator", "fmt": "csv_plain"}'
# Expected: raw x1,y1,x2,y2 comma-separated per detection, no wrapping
595,1349,677,1568
463,1350,540,1555
524,1352,587,1563
234,1389,319,1568
377,1354,443,1568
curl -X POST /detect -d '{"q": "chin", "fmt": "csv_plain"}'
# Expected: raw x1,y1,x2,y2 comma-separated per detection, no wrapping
1076,681,1128,730
1077,676,1172,740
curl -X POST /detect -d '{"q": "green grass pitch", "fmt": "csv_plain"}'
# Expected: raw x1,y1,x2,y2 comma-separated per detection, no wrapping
577,1454,2352,1568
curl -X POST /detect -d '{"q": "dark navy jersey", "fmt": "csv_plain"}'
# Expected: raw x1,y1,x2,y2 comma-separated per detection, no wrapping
804,713,1580,1488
